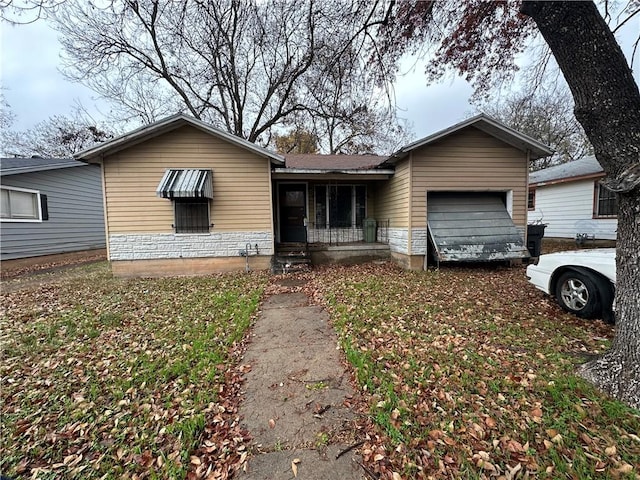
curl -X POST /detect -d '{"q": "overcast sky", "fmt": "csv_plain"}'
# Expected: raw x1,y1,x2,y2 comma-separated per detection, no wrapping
0,18,477,141
1,13,637,142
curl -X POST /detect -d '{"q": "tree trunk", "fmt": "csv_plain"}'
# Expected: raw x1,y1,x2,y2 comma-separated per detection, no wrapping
521,1,640,409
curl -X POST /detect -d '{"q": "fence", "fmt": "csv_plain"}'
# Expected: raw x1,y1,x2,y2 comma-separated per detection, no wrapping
306,219,389,245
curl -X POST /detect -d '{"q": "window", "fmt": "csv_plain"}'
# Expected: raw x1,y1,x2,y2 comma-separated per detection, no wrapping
594,183,617,217
314,185,366,228
1,186,46,222
174,199,210,233
527,189,536,210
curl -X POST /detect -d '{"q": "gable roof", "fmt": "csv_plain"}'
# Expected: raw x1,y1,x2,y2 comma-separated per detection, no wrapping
387,113,553,163
1,157,88,176
75,114,285,164
284,154,387,170
529,156,604,186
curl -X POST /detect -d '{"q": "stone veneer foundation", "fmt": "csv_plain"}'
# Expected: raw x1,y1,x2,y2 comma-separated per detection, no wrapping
108,232,273,261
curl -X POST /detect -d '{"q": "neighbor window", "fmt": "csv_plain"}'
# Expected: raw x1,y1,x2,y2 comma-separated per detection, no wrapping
594,183,617,217
174,199,210,233
314,185,366,228
527,189,536,210
0,186,46,222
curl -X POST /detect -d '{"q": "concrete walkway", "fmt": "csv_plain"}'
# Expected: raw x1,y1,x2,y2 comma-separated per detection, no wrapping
238,288,364,479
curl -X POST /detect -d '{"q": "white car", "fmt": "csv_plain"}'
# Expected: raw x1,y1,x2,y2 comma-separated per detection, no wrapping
526,248,616,323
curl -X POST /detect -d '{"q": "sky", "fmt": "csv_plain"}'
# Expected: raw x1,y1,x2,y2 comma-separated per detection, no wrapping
1,12,637,143
0,18,476,142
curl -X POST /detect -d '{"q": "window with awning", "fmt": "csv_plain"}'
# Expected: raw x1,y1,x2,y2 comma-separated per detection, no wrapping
156,169,213,233
156,169,213,199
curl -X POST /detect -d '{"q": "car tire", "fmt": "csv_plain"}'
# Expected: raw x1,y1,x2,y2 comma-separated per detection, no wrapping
555,270,607,319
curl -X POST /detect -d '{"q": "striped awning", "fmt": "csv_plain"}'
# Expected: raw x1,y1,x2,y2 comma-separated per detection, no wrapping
156,169,213,199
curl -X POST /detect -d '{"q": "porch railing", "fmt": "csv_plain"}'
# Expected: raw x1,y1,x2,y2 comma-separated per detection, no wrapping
306,219,389,245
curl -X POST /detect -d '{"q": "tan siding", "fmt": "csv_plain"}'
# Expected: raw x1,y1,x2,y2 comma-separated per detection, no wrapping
411,127,528,229
374,160,410,227
103,126,273,233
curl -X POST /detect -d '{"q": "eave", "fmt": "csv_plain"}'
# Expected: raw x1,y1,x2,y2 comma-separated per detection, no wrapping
271,168,394,181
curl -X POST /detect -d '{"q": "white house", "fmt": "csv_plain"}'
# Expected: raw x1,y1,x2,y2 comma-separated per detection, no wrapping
528,156,617,240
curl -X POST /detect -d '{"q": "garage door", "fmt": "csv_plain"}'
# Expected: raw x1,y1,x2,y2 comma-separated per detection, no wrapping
427,192,529,262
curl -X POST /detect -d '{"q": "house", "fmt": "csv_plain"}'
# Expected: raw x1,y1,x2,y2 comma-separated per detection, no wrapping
528,156,617,240
1,157,106,260
75,114,552,276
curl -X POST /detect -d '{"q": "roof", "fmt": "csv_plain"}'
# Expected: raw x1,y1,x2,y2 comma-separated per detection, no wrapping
75,114,285,165
284,154,387,170
529,156,604,186
0,157,88,176
387,113,554,163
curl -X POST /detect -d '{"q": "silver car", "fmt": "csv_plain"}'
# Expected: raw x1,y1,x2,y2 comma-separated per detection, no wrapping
526,248,616,323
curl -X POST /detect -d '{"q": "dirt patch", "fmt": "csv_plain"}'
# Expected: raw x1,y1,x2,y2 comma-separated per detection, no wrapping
1,249,107,280
1,250,109,293
238,292,363,479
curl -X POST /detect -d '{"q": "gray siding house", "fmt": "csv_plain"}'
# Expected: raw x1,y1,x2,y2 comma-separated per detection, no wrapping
1,158,106,260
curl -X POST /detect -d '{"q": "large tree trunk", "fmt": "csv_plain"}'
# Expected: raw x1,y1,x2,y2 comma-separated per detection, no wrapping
521,1,640,409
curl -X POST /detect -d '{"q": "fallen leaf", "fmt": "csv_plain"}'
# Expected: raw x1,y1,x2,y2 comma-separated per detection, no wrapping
618,463,634,474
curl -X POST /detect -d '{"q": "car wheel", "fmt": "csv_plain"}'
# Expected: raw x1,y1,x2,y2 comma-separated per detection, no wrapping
555,270,605,319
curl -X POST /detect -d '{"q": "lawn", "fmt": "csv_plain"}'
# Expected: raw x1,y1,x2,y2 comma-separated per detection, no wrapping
1,262,267,479
1,260,638,480
305,262,639,479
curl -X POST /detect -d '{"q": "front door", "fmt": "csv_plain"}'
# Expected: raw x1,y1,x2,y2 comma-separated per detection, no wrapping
279,184,307,243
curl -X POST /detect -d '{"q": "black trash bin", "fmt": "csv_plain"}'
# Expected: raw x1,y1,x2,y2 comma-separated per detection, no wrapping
527,224,546,257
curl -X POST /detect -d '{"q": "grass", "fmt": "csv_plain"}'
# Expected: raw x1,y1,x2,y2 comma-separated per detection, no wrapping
2,259,638,479
307,262,639,479
0,262,267,479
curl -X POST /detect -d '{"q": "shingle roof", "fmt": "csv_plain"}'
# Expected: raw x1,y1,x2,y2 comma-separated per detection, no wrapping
284,154,387,170
529,156,603,185
0,157,87,176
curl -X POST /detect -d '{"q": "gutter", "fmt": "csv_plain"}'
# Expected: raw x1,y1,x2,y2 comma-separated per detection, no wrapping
273,168,395,175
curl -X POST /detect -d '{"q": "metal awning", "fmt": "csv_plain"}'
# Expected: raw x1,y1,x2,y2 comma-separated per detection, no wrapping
427,192,529,262
156,169,213,199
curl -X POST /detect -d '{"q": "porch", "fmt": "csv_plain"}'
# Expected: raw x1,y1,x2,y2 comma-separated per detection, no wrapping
273,220,391,273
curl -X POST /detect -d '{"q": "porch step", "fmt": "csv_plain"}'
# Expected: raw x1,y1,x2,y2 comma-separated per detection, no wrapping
273,243,311,274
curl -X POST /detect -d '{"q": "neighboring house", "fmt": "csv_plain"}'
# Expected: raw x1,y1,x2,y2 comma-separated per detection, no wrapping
76,113,551,276
1,157,106,260
528,156,617,240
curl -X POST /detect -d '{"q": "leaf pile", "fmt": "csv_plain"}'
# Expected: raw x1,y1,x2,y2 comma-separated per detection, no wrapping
1,263,267,479
305,262,639,479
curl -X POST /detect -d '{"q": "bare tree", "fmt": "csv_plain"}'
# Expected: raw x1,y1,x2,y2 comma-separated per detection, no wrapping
300,43,413,154
0,92,15,130
1,109,114,157
477,86,594,170
44,0,405,149
274,128,319,154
